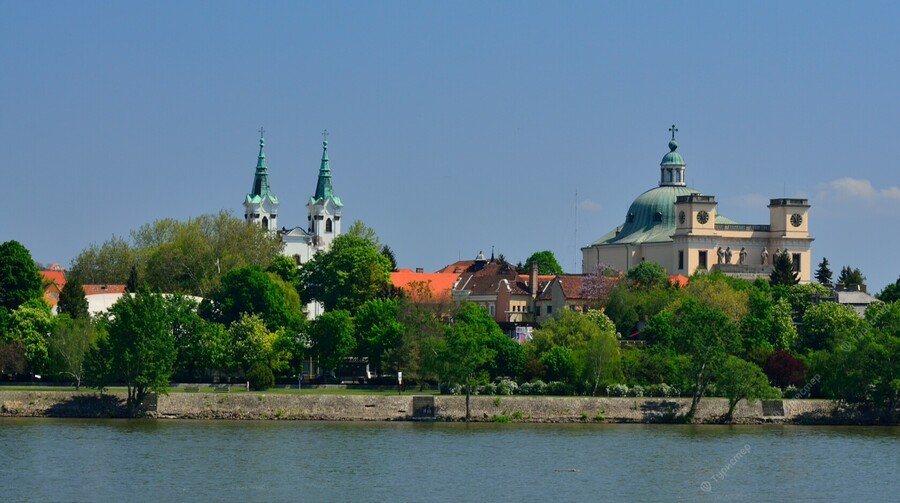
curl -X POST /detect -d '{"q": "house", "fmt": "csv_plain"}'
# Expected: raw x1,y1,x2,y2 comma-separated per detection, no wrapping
390,268,460,303
38,264,67,312
834,285,881,316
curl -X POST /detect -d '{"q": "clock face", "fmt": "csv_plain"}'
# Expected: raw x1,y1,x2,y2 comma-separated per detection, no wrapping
697,210,709,225
790,213,803,227
679,211,685,224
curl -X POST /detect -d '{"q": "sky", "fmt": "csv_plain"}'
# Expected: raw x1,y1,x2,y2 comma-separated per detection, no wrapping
2,1,899,293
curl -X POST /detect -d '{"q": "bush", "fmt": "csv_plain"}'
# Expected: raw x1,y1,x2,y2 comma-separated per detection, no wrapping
478,382,497,395
246,364,275,391
545,381,572,396
520,380,547,396
646,383,679,397
495,378,519,396
627,385,645,397
606,384,629,397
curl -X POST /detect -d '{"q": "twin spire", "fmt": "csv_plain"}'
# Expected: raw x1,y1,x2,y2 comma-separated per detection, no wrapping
247,127,340,205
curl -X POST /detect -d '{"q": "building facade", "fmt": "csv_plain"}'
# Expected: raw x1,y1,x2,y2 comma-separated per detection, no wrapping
581,128,813,282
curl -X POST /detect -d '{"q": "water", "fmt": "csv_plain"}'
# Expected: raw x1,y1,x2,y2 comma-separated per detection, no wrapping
0,419,897,502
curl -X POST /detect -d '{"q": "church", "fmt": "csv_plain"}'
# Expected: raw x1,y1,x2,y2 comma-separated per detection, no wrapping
243,130,343,264
581,127,813,282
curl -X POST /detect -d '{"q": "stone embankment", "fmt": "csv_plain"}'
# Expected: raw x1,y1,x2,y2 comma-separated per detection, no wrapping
0,390,848,424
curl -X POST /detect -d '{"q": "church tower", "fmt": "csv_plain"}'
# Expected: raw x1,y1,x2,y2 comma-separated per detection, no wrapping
306,131,343,251
244,128,279,232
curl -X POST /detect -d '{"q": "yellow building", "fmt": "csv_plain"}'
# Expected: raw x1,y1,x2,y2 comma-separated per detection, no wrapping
581,128,813,282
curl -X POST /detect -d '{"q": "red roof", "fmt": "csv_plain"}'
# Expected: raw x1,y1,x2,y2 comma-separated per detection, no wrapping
436,260,475,274
391,270,459,301
668,274,690,288
39,270,67,289
83,284,127,296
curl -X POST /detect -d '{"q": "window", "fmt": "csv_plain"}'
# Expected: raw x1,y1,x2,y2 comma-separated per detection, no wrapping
547,306,553,315
261,216,268,228
325,218,333,233
793,253,801,272
698,250,708,269
293,254,302,266
535,306,541,316
489,304,495,316
678,250,684,270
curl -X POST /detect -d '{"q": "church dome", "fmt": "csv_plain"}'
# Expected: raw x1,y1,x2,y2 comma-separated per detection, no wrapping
595,185,699,245
661,140,685,166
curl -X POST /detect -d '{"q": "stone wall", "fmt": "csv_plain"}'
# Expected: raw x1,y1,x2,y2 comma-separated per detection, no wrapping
0,391,844,424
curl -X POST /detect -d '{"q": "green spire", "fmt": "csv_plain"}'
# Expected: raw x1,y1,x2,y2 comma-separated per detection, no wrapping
247,128,278,203
313,130,334,200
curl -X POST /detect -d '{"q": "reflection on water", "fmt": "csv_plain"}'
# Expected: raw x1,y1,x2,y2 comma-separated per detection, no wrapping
1,419,897,502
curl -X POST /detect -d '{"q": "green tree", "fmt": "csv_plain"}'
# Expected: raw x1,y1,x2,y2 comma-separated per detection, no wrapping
837,265,866,290
523,250,564,276
717,356,778,422
668,299,741,421
266,255,303,298
67,235,136,285
354,298,405,372
166,294,233,381
7,300,55,374
877,276,900,303
346,220,381,246
770,251,799,286
380,245,398,272
815,257,833,287
686,273,749,324
309,309,356,377
88,291,178,415
200,266,302,332
439,302,497,421
625,261,669,290
0,341,26,376
0,240,44,311
48,315,97,389
799,302,863,352
229,313,289,376
581,323,622,396
300,234,393,313
57,276,89,320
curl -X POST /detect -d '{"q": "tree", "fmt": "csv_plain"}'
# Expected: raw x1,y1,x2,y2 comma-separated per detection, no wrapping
440,302,498,421
770,251,799,286
799,302,863,352
668,299,741,421
266,255,303,298
764,349,808,388
67,236,136,285
346,220,380,247
167,294,232,381
200,266,303,333
229,313,288,376
837,266,866,290
126,264,140,293
57,276,90,320
7,300,55,374
48,315,97,389
523,251,564,276
685,273,749,324
88,291,177,416
877,276,900,304
354,298,405,372
300,234,393,313
0,240,44,311
309,309,356,378
380,245,398,272
0,341,26,377
717,356,778,422
625,261,669,290
815,257,833,287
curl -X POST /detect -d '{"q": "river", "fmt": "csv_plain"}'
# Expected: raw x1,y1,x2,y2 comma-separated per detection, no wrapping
0,419,897,502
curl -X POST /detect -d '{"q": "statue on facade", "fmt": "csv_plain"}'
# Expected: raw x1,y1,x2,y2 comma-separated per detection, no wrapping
739,247,747,265
774,248,781,265
761,247,768,265
725,246,733,264
717,246,725,264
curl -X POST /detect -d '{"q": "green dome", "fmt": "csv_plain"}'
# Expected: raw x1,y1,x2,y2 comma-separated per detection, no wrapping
661,140,685,165
595,185,700,245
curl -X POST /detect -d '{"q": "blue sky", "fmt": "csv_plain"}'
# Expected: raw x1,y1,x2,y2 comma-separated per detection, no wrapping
2,2,899,293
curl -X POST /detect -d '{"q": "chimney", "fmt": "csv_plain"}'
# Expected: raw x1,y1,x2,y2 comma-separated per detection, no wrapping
415,267,424,273
530,262,539,300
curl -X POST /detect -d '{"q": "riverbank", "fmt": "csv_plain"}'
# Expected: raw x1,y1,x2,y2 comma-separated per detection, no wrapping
0,390,865,424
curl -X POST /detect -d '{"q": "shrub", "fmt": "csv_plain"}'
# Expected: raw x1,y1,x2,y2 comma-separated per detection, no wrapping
246,364,275,391
627,385,645,397
479,382,497,395
606,384,629,397
520,380,547,396
545,381,572,396
646,383,679,397
495,378,519,396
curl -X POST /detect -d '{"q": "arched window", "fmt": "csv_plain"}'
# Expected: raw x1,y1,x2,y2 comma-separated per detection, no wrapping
293,254,302,266
325,218,333,233
261,216,269,228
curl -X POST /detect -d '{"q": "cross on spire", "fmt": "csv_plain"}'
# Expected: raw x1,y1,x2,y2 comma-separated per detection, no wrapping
322,129,329,143
669,124,678,140
258,126,265,139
